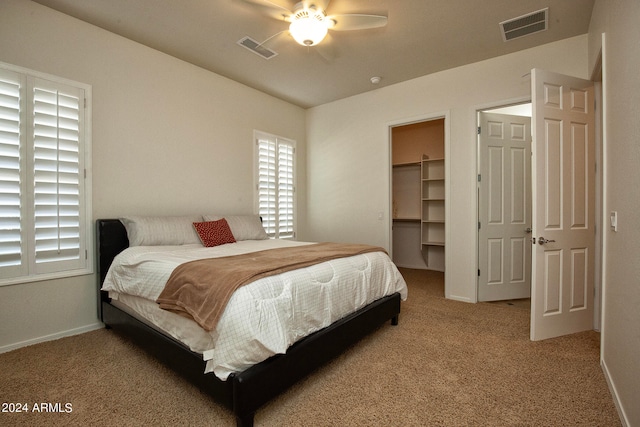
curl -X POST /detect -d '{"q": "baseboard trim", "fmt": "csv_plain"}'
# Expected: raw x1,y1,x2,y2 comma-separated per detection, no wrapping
0,322,104,354
601,358,629,426
394,263,428,269
446,294,473,303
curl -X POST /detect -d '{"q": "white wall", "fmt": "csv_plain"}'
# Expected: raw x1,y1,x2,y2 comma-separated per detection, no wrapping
305,35,588,302
588,1,640,425
0,0,305,351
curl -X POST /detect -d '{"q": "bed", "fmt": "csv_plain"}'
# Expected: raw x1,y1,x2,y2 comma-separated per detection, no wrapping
97,216,407,426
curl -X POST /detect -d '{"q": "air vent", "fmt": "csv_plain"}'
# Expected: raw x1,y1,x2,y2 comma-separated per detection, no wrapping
237,36,278,60
500,8,548,41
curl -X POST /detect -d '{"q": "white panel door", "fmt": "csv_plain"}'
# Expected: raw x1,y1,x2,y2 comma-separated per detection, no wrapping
530,69,595,341
478,112,532,301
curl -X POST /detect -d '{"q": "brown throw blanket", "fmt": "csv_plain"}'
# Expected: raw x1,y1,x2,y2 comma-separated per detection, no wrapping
156,242,386,331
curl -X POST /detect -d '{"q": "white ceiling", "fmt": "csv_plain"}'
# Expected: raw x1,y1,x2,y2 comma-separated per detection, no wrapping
32,0,595,108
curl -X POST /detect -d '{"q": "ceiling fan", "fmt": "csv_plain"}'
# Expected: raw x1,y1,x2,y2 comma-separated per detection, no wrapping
240,0,388,47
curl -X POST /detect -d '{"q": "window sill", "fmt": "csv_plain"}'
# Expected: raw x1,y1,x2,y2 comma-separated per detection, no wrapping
0,267,95,287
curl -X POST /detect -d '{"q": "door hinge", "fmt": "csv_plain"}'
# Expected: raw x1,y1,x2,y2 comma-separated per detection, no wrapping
477,126,481,135
478,221,481,230
85,250,88,260
477,174,481,182
478,269,480,277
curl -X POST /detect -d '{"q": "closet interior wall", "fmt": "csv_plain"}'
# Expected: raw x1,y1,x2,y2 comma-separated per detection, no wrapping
391,119,445,271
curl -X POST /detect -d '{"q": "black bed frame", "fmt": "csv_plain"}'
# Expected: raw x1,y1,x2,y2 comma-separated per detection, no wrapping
97,219,401,426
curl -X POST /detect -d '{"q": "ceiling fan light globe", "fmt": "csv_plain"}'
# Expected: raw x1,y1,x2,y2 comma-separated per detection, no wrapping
289,16,328,46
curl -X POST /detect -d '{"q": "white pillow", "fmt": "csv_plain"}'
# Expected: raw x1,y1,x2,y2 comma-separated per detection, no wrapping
202,214,269,241
120,215,203,246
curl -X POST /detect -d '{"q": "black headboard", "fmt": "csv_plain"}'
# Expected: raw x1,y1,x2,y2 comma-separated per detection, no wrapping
96,219,129,286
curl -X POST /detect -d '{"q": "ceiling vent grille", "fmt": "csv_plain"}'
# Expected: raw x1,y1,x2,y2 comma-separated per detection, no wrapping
500,8,548,42
237,36,278,60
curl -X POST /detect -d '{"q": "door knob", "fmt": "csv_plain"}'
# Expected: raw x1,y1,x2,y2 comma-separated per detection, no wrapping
525,227,532,234
538,237,556,245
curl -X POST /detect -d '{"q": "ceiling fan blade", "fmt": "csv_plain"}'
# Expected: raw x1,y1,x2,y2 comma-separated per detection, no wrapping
238,0,293,21
327,14,387,31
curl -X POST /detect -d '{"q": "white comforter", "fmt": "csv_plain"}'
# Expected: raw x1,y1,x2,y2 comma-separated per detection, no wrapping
102,239,407,379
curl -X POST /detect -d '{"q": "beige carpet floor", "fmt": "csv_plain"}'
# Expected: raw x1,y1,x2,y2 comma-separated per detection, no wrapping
0,268,620,426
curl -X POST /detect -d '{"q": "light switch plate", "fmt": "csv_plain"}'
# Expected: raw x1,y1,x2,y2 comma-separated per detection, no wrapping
610,211,618,232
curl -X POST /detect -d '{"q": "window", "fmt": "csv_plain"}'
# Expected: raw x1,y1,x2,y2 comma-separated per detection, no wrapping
0,63,92,285
255,131,296,239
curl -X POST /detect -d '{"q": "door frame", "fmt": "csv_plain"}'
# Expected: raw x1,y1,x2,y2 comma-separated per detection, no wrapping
474,87,604,333
591,56,604,333
387,111,451,293
473,96,530,304
477,109,532,302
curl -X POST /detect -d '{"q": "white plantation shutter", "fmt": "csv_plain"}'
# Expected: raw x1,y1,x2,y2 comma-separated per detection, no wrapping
258,138,277,235
277,143,294,237
256,132,295,238
31,79,84,272
0,70,26,277
0,63,91,285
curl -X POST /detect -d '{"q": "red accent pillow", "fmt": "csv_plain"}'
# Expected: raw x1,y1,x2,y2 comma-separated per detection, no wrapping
193,219,236,247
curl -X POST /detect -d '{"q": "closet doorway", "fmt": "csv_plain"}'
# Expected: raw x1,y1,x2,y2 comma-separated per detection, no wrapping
390,117,446,272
